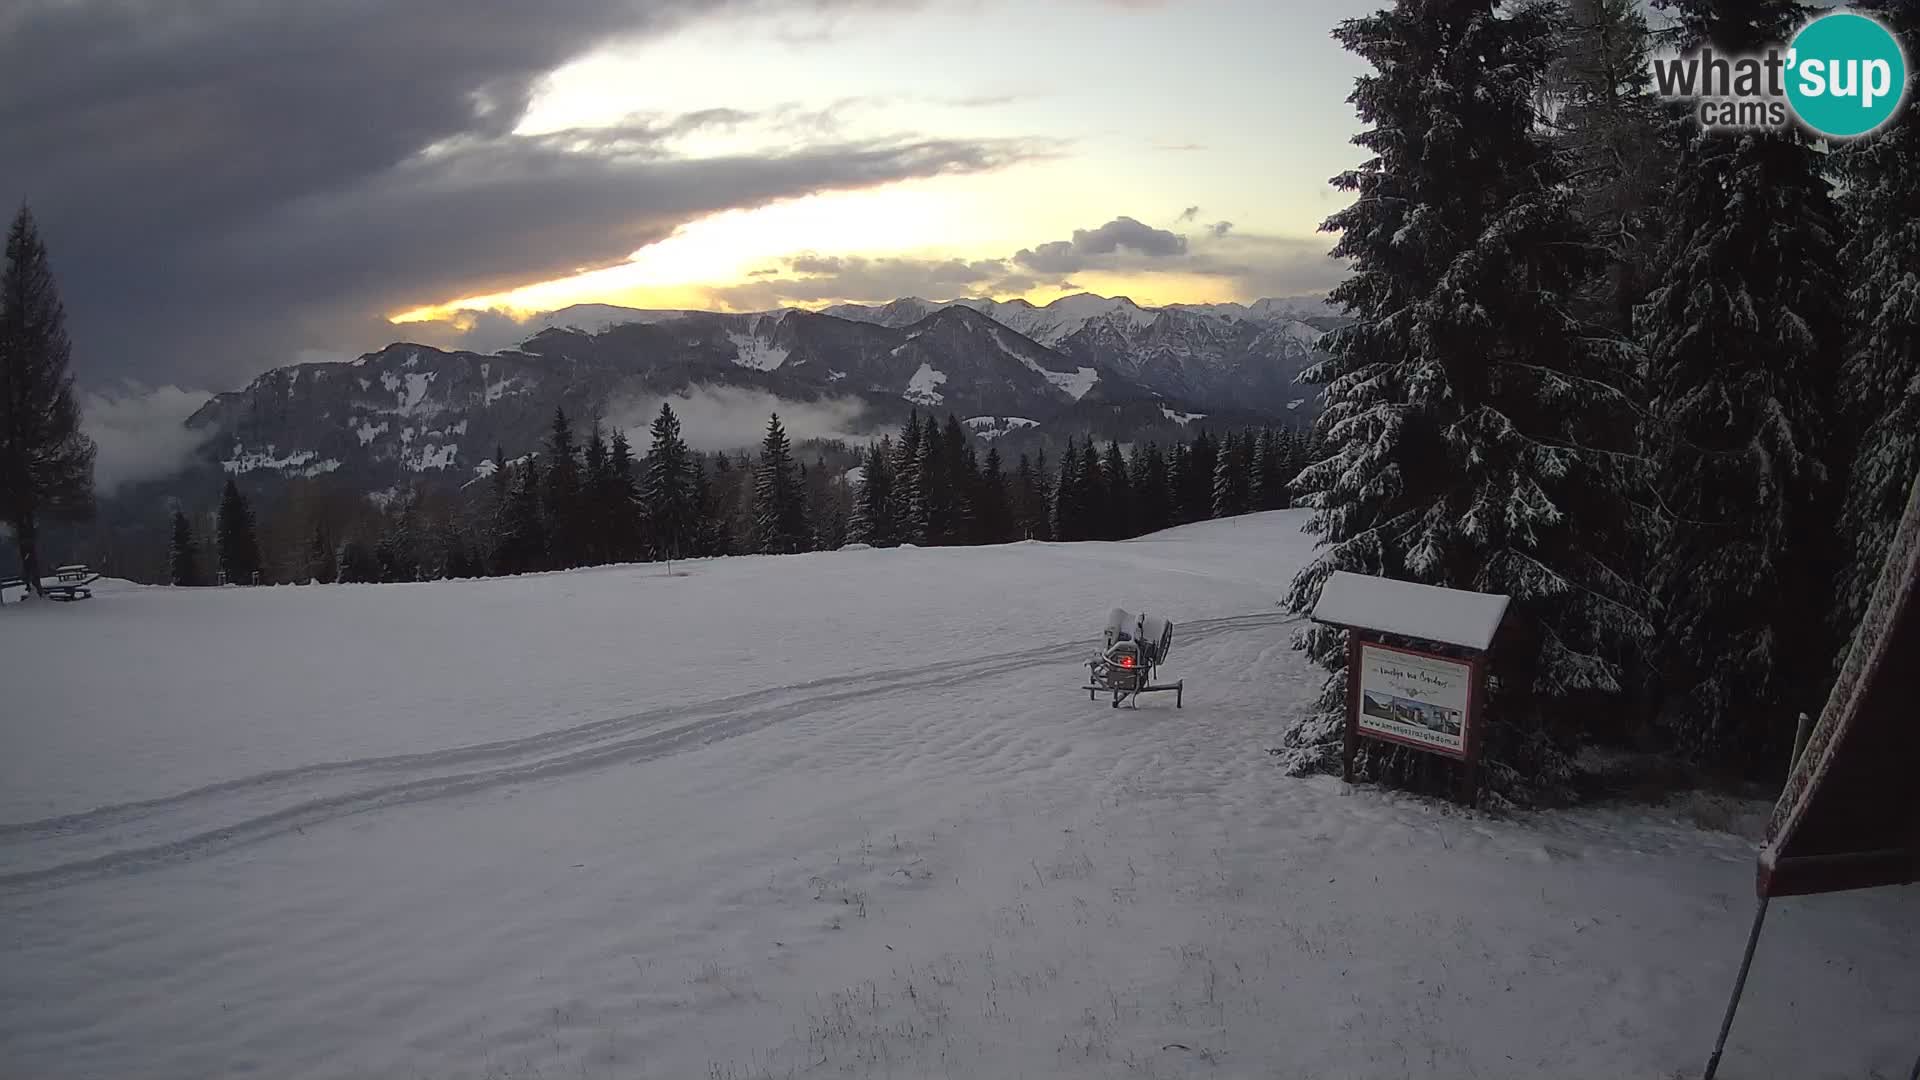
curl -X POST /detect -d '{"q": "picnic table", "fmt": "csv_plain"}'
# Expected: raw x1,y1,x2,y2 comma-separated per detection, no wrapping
0,565,101,603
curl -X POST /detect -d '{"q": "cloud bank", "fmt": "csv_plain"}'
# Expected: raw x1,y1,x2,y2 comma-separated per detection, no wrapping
609,385,872,455
80,385,218,496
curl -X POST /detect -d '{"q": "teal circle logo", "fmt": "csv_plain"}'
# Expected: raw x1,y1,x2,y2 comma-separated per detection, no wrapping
1786,12,1908,138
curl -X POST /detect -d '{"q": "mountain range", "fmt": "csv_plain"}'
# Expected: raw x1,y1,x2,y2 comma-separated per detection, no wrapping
179,292,1337,500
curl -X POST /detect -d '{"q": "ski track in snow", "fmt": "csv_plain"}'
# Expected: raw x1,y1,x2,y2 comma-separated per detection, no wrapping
0,611,1296,890
2,512,1916,1080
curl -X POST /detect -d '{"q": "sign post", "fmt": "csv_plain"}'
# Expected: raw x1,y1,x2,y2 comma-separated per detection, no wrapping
1310,571,1509,807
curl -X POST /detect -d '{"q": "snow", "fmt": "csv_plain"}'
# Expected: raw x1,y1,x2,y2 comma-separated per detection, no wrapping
1161,407,1208,424
406,442,459,472
222,442,338,478
964,416,1040,440
1040,365,1099,401
728,330,790,372
843,465,865,489
1,511,1915,1080
903,362,947,405
482,368,525,406
1311,569,1511,651
355,420,388,446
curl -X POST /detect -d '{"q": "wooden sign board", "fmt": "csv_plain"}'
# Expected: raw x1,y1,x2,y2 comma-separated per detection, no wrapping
1310,571,1506,805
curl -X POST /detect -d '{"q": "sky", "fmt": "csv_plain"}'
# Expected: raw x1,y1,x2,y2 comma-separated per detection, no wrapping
2,0,1380,412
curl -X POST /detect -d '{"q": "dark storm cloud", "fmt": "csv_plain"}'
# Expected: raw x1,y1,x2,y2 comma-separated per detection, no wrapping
0,0,1044,392
1011,216,1188,273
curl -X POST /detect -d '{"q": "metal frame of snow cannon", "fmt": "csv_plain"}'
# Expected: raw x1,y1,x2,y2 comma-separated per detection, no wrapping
1084,608,1183,709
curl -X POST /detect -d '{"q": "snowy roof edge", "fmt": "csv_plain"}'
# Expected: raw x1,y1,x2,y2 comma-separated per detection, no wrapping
1307,571,1510,652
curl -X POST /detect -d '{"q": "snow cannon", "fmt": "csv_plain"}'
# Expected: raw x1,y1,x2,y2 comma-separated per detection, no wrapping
1085,608,1183,709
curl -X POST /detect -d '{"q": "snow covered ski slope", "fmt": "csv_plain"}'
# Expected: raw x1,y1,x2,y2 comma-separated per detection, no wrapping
2,511,1914,1079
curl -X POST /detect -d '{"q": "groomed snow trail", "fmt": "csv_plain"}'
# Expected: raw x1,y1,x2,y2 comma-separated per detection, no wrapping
2,512,1915,1080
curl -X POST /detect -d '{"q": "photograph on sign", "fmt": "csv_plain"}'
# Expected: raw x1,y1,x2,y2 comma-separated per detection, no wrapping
1355,643,1473,756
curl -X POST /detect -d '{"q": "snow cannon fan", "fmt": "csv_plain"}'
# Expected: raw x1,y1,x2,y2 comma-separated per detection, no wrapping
1084,607,1183,709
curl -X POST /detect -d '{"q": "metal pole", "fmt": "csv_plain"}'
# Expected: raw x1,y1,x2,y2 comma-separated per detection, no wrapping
1703,895,1771,1080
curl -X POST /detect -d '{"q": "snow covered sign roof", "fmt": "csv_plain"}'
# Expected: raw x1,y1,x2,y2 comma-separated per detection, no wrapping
1309,571,1510,652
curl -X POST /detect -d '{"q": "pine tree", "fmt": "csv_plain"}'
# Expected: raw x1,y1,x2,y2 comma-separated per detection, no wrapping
888,410,922,539
1098,441,1129,540
1639,0,1846,770
485,448,512,575
643,402,696,563
1281,0,1652,797
1547,0,1667,332
849,441,895,546
1212,431,1240,519
1,206,96,593
1247,429,1280,511
1028,448,1054,541
1132,442,1172,535
1273,429,1302,507
608,430,640,562
806,458,848,550
703,452,741,557
581,421,610,566
957,439,982,545
542,408,583,568
1183,431,1217,524
906,422,937,545
216,478,261,584
687,455,713,557
752,413,805,554
168,510,199,586
337,537,380,583
495,463,547,575
1165,442,1191,525
933,414,969,545
306,520,335,584
976,446,1012,544
1052,438,1081,542
1830,0,1920,652
1079,438,1106,540
375,495,420,582
1012,453,1038,540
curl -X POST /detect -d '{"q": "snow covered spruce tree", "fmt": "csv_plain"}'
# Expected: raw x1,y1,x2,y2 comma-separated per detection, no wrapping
751,412,806,554
1830,0,1920,654
644,402,696,563
1638,0,1847,772
1544,0,1667,332
1281,0,1651,802
1,206,96,594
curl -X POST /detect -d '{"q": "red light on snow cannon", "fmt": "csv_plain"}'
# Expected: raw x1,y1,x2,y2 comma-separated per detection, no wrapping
1118,655,1136,668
